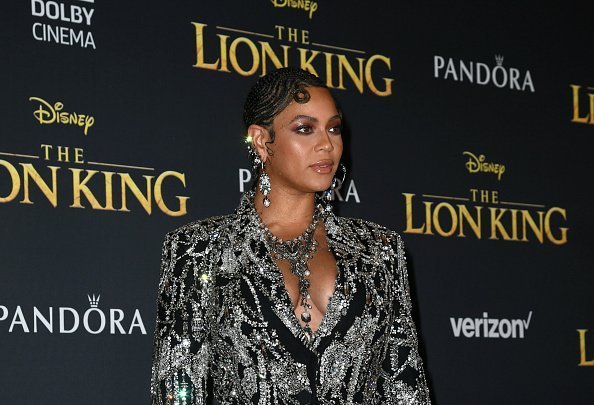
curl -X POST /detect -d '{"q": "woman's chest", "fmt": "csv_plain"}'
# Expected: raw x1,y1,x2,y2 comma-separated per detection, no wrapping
210,249,398,352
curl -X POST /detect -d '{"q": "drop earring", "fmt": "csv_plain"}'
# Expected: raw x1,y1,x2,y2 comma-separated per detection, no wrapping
259,161,271,208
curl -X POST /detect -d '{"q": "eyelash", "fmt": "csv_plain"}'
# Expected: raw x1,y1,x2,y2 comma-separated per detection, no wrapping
329,125,342,135
296,125,313,134
295,125,342,135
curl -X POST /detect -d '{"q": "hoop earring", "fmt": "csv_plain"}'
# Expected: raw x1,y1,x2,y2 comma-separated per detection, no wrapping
259,162,271,208
322,163,346,210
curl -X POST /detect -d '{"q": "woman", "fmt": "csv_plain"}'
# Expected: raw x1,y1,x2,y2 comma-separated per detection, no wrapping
151,67,431,404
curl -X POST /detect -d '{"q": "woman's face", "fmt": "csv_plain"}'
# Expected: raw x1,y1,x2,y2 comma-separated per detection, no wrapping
263,86,343,196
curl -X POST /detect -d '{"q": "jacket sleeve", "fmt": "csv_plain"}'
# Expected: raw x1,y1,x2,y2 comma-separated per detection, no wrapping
150,227,212,405
376,232,431,404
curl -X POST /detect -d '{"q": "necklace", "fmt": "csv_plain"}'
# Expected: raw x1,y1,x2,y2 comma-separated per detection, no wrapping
257,204,324,340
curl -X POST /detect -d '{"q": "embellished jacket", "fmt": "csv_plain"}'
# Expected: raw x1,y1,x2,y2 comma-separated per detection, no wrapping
151,192,431,404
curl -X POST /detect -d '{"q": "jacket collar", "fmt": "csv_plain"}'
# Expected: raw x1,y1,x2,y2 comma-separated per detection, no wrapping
234,191,359,350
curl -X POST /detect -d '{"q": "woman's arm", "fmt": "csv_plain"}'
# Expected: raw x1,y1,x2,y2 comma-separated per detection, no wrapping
150,227,212,405
375,233,432,404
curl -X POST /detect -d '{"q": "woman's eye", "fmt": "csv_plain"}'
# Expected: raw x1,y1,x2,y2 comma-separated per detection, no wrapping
329,125,342,135
296,125,313,134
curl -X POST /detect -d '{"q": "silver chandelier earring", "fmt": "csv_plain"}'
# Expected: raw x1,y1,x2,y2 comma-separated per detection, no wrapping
247,143,271,208
259,161,271,207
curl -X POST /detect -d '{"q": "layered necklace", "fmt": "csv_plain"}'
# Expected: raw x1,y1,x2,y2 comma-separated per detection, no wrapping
256,203,324,340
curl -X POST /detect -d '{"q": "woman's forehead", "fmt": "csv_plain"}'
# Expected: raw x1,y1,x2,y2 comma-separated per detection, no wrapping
277,87,338,120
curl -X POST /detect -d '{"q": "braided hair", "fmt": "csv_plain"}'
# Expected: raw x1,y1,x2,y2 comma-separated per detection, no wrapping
243,67,330,182
243,67,327,133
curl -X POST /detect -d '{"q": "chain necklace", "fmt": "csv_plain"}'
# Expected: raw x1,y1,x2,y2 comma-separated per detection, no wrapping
257,204,324,340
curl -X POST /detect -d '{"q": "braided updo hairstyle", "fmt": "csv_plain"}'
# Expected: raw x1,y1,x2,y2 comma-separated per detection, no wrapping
243,67,330,184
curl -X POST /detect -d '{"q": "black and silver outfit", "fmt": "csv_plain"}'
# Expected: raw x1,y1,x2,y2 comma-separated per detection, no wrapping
151,191,431,404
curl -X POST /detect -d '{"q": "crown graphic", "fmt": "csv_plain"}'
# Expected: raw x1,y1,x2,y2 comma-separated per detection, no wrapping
495,55,504,66
87,294,101,308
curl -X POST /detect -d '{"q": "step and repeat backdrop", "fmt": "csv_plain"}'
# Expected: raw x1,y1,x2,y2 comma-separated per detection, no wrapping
1,1,593,404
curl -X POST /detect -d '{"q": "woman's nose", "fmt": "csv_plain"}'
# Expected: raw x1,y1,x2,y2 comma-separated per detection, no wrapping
315,131,334,152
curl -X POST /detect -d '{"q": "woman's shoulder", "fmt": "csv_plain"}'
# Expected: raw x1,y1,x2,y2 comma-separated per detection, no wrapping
331,216,408,288
331,215,404,248
163,213,238,246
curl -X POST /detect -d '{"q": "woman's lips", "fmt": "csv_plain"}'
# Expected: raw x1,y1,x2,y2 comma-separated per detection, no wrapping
310,160,334,173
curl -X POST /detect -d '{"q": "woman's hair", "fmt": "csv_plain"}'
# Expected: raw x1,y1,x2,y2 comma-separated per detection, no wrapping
243,66,327,139
243,67,332,187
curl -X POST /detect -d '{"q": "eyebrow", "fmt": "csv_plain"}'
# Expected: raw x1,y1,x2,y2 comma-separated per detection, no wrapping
289,114,342,124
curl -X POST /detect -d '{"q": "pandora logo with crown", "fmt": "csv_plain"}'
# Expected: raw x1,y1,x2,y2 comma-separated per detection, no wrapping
88,294,100,308
0,294,147,335
434,54,535,92
238,168,361,203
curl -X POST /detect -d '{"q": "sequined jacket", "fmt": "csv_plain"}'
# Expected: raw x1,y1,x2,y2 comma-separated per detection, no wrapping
151,192,431,404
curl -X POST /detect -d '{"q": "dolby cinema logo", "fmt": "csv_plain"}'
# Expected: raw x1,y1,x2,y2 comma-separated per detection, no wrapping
31,0,97,49
0,294,147,335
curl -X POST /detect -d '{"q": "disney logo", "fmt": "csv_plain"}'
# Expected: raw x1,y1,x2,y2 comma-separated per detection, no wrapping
271,0,318,19
29,96,94,135
463,151,506,181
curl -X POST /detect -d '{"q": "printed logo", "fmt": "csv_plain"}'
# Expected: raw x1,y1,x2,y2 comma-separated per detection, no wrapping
31,0,96,49
463,151,506,181
0,294,147,335
450,311,533,339
30,96,95,135
238,168,360,203
577,329,594,366
402,151,568,245
0,96,189,216
270,0,319,19
192,21,393,96
434,55,535,92
570,84,594,125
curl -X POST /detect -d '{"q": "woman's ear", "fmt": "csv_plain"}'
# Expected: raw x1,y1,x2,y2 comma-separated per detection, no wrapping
248,124,271,162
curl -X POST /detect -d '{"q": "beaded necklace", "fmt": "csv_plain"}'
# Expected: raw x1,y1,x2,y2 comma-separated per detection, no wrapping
256,203,324,340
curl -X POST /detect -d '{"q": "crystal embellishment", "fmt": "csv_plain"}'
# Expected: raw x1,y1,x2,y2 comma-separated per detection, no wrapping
257,203,325,339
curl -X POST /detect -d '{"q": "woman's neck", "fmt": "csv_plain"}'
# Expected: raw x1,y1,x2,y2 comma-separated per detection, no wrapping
254,187,317,240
